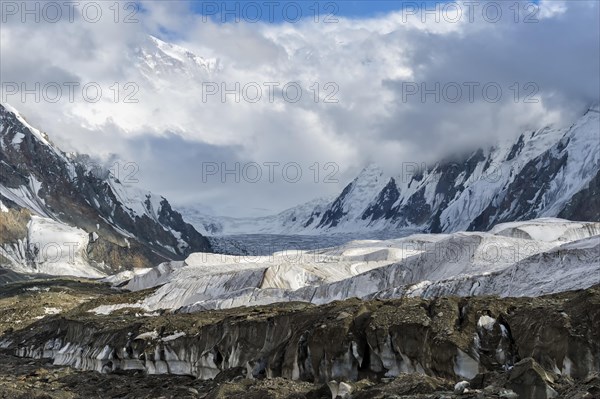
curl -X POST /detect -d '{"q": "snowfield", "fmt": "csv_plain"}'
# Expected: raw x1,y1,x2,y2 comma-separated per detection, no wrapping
0,216,105,278
91,218,600,315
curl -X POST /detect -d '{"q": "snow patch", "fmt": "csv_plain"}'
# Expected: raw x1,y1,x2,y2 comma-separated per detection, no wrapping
477,315,496,331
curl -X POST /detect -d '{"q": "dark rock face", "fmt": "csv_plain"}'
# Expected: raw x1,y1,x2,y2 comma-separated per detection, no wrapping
468,149,568,231
506,133,525,161
558,169,600,221
428,151,487,233
302,210,321,228
316,183,353,228
0,104,211,271
362,178,400,222
393,185,431,227
507,358,558,399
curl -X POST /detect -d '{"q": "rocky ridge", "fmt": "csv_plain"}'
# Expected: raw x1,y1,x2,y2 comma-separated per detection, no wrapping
184,106,600,236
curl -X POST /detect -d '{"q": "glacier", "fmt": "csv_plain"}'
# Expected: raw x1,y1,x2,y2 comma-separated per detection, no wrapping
91,218,600,315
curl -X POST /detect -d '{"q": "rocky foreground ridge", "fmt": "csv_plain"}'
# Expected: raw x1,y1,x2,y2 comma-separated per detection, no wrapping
0,279,599,398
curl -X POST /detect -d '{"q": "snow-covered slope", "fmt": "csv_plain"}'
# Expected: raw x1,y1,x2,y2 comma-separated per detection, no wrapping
91,218,600,314
1,216,105,278
136,35,220,82
0,103,211,277
183,106,599,235
182,196,334,235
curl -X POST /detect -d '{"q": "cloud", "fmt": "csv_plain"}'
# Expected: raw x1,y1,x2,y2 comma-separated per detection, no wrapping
1,0,598,216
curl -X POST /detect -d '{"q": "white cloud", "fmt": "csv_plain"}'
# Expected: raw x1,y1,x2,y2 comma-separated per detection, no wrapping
1,0,598,216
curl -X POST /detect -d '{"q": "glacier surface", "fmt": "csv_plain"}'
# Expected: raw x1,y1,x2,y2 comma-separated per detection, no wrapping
92,218,600,314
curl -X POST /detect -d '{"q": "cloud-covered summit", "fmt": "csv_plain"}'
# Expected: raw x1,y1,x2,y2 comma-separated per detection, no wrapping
1,0,597,216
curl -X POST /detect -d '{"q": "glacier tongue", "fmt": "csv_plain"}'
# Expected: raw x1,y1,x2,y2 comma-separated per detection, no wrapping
93,218,600,315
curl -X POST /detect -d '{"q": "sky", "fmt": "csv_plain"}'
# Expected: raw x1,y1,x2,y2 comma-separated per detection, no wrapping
0,0,598,217
188,1,426,22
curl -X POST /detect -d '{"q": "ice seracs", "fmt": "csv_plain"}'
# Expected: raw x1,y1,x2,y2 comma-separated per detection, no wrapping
93,218,600,315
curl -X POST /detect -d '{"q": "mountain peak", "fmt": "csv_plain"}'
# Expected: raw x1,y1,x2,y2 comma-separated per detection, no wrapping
1,103,50,146
182,108,599,235
355,163,384,181
140,35,220,75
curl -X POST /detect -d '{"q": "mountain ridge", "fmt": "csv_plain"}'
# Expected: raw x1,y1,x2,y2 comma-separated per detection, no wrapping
0,103,212,277
183,105,599,235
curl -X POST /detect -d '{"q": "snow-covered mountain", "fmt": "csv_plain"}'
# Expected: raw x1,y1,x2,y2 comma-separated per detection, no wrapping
136,37,599,236
0,103,211,278
135,35,220,83
184,105,600,235
181,196,336,235
91,218,600,314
